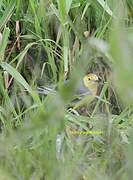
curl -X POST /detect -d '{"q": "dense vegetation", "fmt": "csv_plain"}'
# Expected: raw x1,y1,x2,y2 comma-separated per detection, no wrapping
0,0,133,179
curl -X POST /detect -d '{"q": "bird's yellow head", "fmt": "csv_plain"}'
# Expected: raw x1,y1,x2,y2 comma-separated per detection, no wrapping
83,73,99,96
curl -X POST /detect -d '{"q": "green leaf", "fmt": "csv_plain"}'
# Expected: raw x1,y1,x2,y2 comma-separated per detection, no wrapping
0,62,32,93
0,0,16,31
65,0,72,14
97,0,113,16
0,27,10,62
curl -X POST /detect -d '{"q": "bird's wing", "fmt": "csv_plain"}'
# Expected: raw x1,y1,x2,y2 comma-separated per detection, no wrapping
37,81,92,97
76,81,92,96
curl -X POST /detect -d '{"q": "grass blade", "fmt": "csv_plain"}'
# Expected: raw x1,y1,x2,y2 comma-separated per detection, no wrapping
0,0,16,31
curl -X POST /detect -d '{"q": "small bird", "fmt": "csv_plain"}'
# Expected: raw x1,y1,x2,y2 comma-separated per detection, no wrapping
37,73,99,98
77,73,99,96
55,73,99,159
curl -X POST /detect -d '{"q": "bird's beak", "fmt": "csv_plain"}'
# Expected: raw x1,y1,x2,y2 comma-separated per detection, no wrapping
93,79,104,85
92,79,99,83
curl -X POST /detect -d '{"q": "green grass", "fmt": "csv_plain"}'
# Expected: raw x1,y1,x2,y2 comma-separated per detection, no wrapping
0,0,133,179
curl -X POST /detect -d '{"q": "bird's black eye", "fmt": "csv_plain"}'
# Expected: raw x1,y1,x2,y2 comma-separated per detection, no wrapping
88,77,91,80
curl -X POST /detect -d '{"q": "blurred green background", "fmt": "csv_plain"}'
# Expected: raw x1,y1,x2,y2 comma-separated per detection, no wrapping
0,0,132,179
